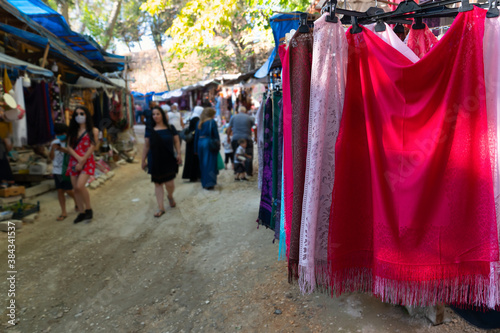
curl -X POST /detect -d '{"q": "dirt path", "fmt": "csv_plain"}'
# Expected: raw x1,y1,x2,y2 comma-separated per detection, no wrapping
0,149,499,332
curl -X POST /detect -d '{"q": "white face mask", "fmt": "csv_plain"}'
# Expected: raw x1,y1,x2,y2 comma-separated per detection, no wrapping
76,115,86,124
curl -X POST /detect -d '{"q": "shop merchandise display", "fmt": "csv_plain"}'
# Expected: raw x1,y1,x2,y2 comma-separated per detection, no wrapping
257,5,500,309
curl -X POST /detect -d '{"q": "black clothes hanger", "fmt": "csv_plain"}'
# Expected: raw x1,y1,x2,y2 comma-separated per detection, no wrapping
298,13,310,33
375,19,386,31
458,0,474,12
351,16,363,34
362,0,460,24
325,0,338,23
412,16,426,29
487,0,499,17
393,0,421,15
393,23,405,34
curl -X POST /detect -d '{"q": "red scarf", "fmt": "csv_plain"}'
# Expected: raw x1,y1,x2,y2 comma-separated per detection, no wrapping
329,8,499,307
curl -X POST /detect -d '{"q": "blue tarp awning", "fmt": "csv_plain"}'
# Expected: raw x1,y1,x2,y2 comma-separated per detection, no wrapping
0,23,107,79
254,12,301,79
7,0,125,70
0,52,53,77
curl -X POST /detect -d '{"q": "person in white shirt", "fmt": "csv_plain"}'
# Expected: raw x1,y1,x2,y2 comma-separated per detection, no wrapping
166,103,184,131
234,139,251,181
49,123,75,221
223,134,233,170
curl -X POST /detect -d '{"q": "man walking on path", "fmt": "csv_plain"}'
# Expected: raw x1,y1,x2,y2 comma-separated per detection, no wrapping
227,106,256,176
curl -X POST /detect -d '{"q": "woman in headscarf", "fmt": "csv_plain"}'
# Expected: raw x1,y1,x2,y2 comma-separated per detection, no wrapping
182,106,203,182
194,107,220,190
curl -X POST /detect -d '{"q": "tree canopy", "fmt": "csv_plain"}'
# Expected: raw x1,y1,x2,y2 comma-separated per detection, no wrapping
46,0,311,76
141,0,311,73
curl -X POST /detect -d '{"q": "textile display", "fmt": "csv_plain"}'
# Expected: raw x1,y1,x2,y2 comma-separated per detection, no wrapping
258,97,274,228
298,15,348,294
278,161,287,260
289,30,314,281
365,23,420,63
270,91,282,230
24,82,53,145
256,93,266,190
12,78,27,147
484,10,500,308
281,35,294,263
274,98,284,243
328,8,499,307
407,24,439,59
43,81,54,138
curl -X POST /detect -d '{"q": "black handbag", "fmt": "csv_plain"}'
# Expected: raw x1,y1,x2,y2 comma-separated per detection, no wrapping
180,127,195,143
208,120,220,152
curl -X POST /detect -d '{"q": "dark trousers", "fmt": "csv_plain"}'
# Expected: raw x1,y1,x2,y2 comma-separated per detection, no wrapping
231,139,253,176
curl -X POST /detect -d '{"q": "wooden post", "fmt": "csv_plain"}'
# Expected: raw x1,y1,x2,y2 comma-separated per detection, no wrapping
41,43,50,68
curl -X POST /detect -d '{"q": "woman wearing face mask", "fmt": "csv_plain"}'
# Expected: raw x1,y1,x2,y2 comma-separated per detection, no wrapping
66,106,99,224
142,106,182,218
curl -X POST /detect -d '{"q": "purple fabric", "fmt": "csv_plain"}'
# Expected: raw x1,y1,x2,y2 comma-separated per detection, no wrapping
258,97,273,228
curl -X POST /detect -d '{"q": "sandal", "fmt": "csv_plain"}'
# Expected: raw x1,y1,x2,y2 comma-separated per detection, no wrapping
168,196,176,208
154,210,166,218
56,215,67,221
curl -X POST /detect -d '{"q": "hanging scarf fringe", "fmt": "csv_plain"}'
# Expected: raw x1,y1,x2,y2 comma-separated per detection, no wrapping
328,263,500,308
288,259,299,283
298,260,332,294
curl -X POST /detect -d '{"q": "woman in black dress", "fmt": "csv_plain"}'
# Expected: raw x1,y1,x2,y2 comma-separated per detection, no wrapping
182,106,203,182
142,106,182,217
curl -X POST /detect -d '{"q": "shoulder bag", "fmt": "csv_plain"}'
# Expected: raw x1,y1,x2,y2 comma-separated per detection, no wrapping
180,125,195,143
208,120,220,153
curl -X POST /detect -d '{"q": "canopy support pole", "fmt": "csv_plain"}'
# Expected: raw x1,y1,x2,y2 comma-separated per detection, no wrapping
41,42,50,68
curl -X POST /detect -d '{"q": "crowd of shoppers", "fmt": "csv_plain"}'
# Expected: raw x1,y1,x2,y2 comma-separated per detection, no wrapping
139,101,256,218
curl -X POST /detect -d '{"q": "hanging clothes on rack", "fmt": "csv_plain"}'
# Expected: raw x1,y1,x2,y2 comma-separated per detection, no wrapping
281,39,293,262
483,10,500,308
407,24,439,58
298,13,348,294
24,81,52,145
258,96,274,228
328,7,499,307
93,91,104,130
42,81,54,138
12,77,27,147
271,91,283,231
256,93,266,190
274,98,284,243
365,23,420,63
289,29,314,281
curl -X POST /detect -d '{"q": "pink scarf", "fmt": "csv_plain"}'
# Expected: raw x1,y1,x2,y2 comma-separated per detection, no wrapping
281,40,294,261
329,8,499,307
298,14,347,293
407,24,439,58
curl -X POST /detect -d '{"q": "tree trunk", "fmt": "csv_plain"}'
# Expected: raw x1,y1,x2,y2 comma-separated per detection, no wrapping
58,1,71,29
150,22,170,91
75,0,89,34
228,36,246,72
103,0,123,51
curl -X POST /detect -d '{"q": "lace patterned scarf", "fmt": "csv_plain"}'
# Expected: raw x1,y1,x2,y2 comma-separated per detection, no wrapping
407,24,439,59
298,15,348,293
